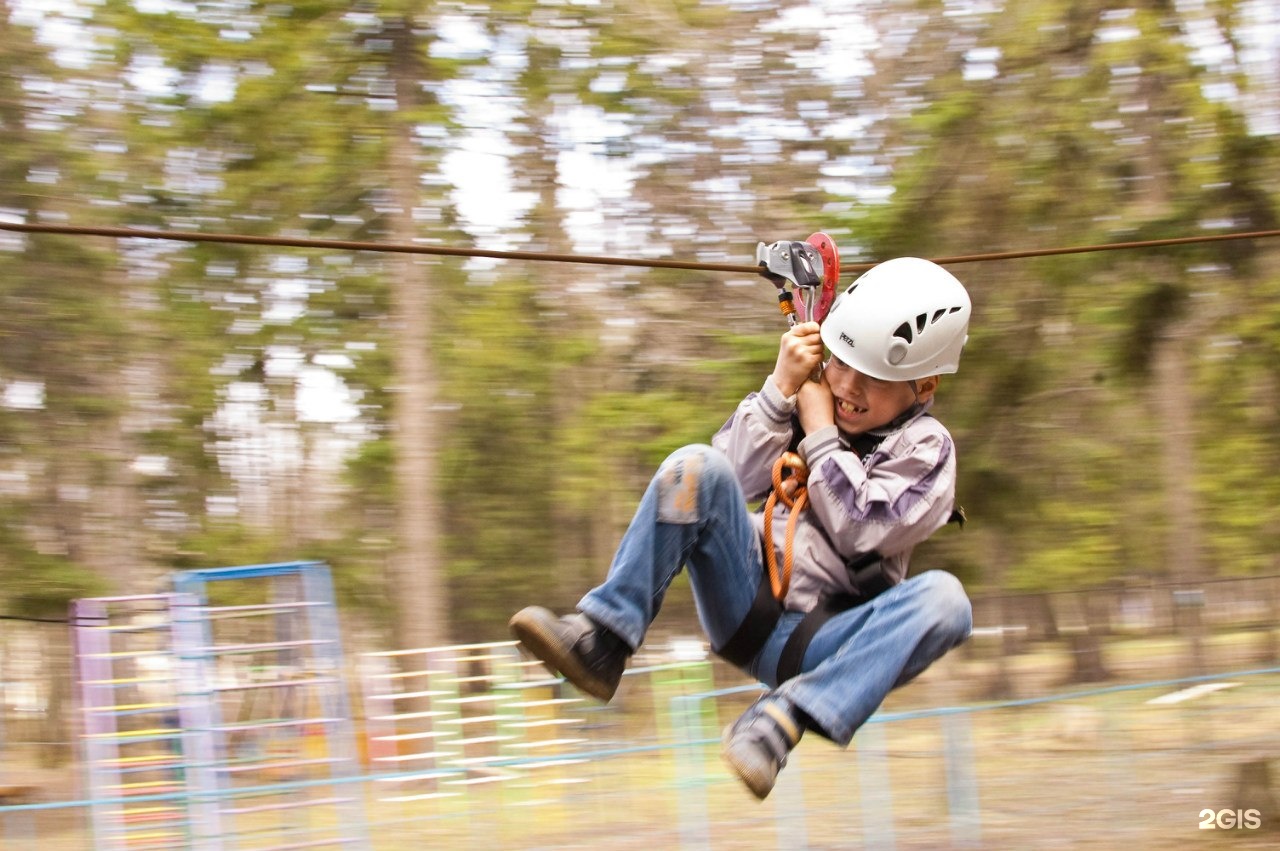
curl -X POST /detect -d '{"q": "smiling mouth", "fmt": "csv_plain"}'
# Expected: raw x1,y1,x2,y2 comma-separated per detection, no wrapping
837,400,868,416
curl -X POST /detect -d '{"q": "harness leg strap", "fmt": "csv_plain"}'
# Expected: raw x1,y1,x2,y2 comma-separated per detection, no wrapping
774,562,891,683
775,594,855,683
715,577,783,669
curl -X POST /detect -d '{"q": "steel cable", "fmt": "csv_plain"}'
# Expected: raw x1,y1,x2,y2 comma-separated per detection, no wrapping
2,221,1278,278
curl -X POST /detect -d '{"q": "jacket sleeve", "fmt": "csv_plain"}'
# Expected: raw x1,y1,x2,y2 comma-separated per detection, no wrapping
711,379,797,502
797,422,956,561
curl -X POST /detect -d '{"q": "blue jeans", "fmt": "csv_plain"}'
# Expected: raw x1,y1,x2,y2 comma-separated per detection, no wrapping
578,444,972,746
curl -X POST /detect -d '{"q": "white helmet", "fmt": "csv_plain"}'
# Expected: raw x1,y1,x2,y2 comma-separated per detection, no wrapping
820,257,971,381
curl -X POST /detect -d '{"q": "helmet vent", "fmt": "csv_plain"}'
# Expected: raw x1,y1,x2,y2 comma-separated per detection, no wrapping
893,321,913,344
915,313,928,334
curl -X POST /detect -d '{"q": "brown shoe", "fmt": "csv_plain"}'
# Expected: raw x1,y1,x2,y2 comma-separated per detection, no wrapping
509,607,630,702
721,696,804,800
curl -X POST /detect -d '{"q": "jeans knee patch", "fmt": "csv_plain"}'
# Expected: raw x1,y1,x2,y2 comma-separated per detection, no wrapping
657,451,704,524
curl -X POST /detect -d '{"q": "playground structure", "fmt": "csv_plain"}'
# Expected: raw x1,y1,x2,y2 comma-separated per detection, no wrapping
73,562,369,849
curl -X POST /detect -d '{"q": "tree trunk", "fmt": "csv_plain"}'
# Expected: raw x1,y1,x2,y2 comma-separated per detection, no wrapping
1068,592,1111,684
387,20,446,649
1153,323,1207,676
39,628,72,767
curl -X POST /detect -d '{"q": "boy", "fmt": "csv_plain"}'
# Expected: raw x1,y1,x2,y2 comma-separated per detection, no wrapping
510,257,974,799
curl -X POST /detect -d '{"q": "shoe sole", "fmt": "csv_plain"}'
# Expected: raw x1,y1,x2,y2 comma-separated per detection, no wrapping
508,608,617,703
720,701,799,801
720,743,775,801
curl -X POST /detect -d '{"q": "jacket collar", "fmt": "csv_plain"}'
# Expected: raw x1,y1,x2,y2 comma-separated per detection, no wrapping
844,399,932,457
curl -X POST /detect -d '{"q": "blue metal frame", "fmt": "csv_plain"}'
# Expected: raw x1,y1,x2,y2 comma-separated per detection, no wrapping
171,560,369,849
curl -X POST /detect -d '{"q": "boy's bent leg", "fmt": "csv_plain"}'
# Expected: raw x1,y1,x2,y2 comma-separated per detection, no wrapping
578,445,766,653
775,570,972,746
512,445,765,700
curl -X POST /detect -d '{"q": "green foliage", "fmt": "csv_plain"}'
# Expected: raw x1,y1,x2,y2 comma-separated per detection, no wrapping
5,558,110,618
170,524,289,573
344,437,397,507
0,518,109,616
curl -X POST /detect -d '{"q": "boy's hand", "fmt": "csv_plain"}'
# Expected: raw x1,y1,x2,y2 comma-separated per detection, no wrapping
797,371,835,435
769,321,823,398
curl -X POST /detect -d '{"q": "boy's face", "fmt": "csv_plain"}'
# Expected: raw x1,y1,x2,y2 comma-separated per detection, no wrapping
824,357,938,435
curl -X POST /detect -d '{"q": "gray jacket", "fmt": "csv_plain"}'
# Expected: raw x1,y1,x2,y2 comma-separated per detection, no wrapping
711,378,958,613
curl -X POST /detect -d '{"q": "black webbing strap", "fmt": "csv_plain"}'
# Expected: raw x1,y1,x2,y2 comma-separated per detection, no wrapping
714,576,783,669
775,594,855,683
774,554,889,682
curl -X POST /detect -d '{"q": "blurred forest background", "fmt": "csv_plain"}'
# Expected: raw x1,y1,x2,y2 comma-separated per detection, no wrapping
1,0,1278,652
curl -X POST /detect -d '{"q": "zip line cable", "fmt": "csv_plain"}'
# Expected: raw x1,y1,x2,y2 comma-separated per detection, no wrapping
0,614,73,624
2,221,1279,278
0,221,757,274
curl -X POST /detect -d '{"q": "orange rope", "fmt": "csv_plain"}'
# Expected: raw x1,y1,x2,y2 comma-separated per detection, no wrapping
762,451,809,601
